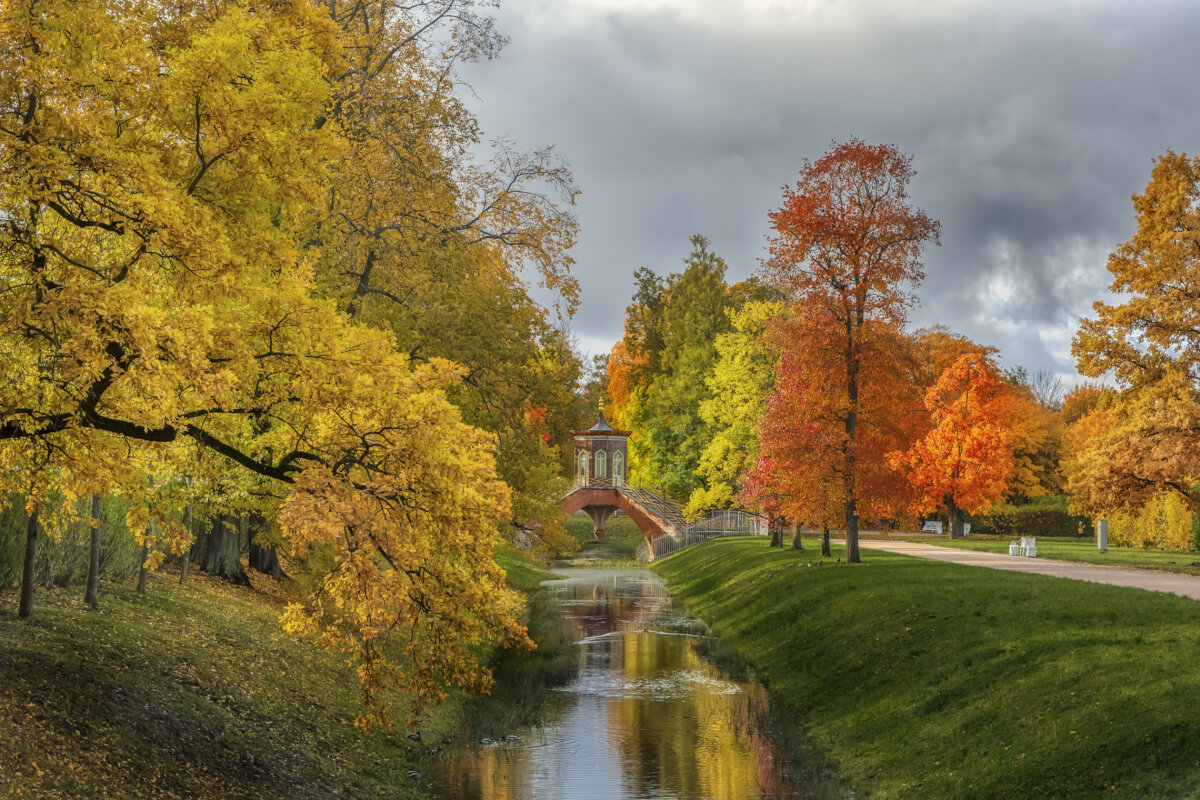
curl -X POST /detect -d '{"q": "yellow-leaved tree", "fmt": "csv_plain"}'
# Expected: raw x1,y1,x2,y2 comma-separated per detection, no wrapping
1069,151,1200,516
1,0,531,725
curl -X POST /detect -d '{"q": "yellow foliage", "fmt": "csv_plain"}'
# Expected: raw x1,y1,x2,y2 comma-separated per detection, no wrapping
1108,493,1195,551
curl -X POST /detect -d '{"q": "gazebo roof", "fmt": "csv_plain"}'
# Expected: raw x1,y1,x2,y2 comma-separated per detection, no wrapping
571,410,630,437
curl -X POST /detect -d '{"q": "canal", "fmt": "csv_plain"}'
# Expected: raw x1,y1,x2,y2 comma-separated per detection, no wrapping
430,567,849,800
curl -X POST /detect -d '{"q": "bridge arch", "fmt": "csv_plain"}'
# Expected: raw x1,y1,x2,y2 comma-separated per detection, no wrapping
562,487,670,546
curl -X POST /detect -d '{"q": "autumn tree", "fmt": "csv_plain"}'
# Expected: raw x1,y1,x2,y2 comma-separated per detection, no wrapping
0,0,530,721
686,300,785,516
1067,151,1200,513
761,140,940,562
891,353,1017,538
299,0,581,553
746,308,918,550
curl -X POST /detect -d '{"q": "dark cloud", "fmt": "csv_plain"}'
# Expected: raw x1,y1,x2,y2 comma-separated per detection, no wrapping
461,0,1200,381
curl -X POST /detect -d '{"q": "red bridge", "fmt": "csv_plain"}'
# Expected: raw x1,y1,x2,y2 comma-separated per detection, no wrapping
562,412,763,557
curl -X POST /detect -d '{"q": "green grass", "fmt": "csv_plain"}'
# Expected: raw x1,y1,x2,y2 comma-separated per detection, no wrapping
495,546,565,590
918,535,1200,576
556,512,647,565
654,536,1200,799
0,545,568,800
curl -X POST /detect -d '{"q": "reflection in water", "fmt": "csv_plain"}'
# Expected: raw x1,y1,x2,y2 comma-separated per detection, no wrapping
431,568,846,800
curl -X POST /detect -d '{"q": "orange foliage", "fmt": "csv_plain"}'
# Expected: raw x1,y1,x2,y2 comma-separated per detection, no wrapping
891,353,1016,527
744,308,919,530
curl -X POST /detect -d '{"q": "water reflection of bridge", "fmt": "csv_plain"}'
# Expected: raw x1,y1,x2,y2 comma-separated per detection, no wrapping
563,413,766,559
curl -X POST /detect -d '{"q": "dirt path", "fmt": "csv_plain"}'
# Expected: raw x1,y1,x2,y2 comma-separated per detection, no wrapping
856,539,1200,601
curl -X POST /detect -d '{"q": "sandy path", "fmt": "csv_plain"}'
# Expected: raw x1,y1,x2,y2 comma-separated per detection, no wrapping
855,539,1200,600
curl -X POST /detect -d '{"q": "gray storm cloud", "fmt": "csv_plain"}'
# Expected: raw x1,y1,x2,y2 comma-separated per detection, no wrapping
459,0,1200,382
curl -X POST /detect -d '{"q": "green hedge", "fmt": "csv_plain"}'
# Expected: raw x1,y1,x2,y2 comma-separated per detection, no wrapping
971,499,1092,538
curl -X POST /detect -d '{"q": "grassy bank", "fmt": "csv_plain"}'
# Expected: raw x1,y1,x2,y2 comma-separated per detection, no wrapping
919,535,1200,576
557,512,646,565
0,547,565,800
654,536,1200,799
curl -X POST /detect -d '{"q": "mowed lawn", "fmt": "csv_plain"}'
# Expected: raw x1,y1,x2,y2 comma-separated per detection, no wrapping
654,536,1200,800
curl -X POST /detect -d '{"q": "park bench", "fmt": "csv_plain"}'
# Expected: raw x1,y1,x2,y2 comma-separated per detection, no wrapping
921,521,971,535
1008,536,1037,557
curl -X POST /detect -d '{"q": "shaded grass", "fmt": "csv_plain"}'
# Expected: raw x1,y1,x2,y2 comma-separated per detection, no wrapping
494,546,564,591
0,546,568,800
920,535,1200,576
654,536,1200,799
555,512,646,565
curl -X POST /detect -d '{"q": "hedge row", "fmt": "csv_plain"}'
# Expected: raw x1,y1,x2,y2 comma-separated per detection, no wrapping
970,499,1092,538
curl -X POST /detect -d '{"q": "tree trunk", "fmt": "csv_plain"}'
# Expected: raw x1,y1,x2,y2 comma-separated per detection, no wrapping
844,319,861,564
84,495,101,609
202,513,246,582
791,524,803,550
136,519,152,595
18,508,39,619
247,512,282,577
947,496,965,539
179,500,192,586
769,517,783,547
821,525,832,557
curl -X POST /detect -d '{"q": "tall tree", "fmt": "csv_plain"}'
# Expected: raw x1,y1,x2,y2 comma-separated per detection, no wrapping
747,309,918,542
761,140,940,562
1070,151,1200,513
686,300,785,515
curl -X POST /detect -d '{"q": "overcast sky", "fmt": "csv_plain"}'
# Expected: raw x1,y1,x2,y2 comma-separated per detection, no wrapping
459,0,1200,384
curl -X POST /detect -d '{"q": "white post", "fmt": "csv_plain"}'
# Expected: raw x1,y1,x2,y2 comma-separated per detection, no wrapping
1097,519,1108,552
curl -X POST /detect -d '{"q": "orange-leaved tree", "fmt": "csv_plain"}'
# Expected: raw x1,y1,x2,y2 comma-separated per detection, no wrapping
891,353,1016,538
761,139,939,561
744,307,919,551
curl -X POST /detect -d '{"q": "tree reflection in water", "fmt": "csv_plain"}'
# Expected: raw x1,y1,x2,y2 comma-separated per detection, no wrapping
430,568,847,800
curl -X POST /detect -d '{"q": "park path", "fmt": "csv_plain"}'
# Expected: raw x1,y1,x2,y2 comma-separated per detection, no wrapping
856,539,1200,601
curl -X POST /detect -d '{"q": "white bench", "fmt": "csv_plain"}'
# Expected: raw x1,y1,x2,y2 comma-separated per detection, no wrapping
922,521,971,535
1008,536,1037,557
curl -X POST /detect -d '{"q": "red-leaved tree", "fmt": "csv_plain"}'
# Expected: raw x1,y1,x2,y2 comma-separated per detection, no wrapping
760,140,940,562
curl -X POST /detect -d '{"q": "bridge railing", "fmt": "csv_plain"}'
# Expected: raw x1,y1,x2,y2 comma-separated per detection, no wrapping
642,509,768,561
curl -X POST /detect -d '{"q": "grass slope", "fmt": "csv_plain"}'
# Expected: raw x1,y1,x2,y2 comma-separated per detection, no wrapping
0,547,563,800
654,536,1200,800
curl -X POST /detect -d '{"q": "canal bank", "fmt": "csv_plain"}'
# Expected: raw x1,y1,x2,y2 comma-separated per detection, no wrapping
651,536,1200,799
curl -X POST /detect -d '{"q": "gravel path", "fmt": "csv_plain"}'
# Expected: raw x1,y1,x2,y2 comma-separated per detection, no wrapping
856,539,1200,600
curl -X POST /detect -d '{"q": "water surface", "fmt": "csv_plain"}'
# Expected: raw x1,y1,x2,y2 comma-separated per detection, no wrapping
430,567,848,800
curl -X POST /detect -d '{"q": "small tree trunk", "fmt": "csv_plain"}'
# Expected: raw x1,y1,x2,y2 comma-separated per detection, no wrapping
844,499,860,563
136,519,153,595
84,495,102,610
947,497,964,539
18,508,39,619
821,525,832,557
179,500,193,586
791,524,804,550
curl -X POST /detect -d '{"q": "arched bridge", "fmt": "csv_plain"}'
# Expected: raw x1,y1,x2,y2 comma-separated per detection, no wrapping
563,411,765,558
561,483,686,541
